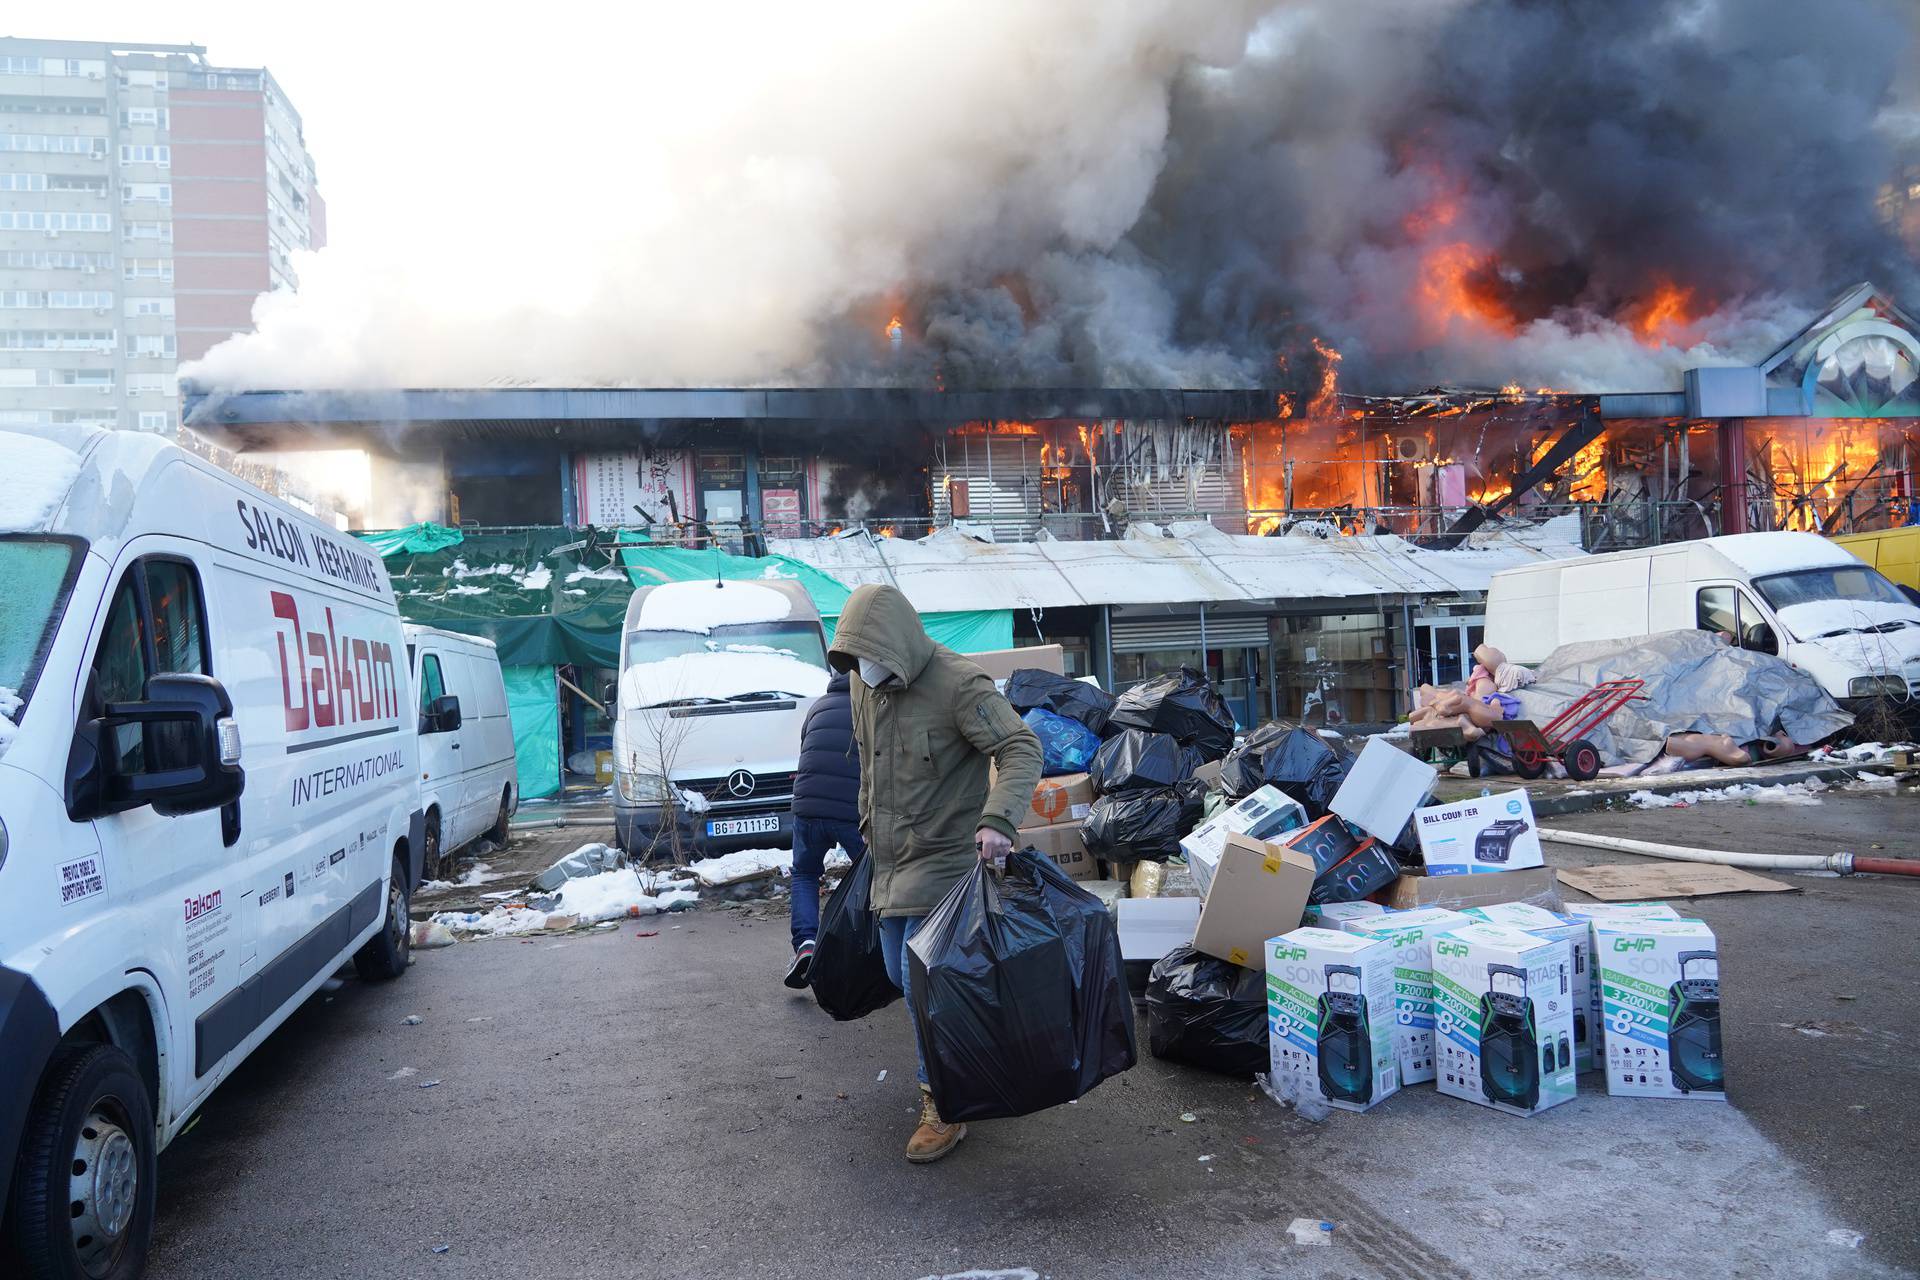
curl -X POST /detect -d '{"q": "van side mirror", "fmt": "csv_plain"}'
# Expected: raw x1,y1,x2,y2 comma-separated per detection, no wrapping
421,693,462,734
66,673,246,821
1744,624,1778,656
602,682,618,712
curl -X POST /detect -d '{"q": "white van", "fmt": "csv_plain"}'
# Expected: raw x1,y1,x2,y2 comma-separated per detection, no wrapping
0,427,422,1279
611,579,829,857
404,625,516,877
1486,530,1920,711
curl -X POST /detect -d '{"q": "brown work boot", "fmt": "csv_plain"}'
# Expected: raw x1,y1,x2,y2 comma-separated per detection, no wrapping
906,1086,967,1163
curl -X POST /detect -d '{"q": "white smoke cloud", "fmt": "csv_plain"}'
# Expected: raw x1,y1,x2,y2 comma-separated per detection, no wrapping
186,0,1276,391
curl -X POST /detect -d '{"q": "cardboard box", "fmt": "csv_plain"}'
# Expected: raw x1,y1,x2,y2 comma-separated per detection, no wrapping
1021,772,1094,828
1193,834,1317,970
1461,902,1597,1073
1329,737,1438,843
1559,901,1683,922
1117,897,1201,962
1181,785,1308,898
1266,927,1400,1112
1345,907,1471,1085
1019,821,1099,881
1593,918,1725,1100
1414,789,1545,874
1384,867,1560,912
1430,921,1579,1116
972,643,1065,687
1190,758,1224,790
1303,901,1389,929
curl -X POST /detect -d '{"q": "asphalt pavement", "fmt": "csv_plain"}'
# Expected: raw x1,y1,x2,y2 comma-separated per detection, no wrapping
143,785,1918,1280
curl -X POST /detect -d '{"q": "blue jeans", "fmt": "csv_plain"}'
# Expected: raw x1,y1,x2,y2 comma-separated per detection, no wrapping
790,816,866,951
878,914,930,1087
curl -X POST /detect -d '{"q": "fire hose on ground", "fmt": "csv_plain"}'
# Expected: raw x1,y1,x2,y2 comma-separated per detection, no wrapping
1535,827,1920,877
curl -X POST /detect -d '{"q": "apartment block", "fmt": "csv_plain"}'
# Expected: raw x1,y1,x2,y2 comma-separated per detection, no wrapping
0,37,322,435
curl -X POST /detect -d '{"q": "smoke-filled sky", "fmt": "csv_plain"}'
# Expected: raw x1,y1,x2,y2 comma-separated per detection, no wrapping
27,0,1920,395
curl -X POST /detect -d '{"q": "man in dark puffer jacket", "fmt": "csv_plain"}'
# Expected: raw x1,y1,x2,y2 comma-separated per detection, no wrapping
784,669,865,987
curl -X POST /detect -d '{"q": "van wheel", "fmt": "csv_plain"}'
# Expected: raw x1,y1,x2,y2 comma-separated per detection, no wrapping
488,787,513,845
8,1043,155,1280
354,857,412,981
421,814,444,881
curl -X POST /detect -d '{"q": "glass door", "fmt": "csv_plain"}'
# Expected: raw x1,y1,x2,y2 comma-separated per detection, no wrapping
1413,615,1486,687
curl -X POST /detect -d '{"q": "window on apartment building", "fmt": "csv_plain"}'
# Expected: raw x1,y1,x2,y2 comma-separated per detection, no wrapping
0,211,111,231
2,250,113,271
0,173,47,191
126,373,176,396
124,221,172,242
119,107,165,127
121,70,165,90
1,291,47,308
123,258,172,281
125,297,174,317
7,408,120,427
118,144,170,167
120,183,171,205
1,330,116,351
137,411,170,431
48,176,108,194
127,334,175,358
0,134,107,155
47,291,115,309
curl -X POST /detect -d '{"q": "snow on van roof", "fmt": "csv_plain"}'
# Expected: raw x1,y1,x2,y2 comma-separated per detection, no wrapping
634,579,795,633
1705,531,1860,577
619,650,827,708
0,431,85,533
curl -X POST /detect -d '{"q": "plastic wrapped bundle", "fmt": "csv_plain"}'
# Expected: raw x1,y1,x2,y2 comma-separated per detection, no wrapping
1080,780,1206,863
1022,707,1103,776
1221,722,1353,817
1089,729,1205,795
1106,667,1237,761
1145,945,1272,1076
908,851,1136,1122
1005,668,1116,737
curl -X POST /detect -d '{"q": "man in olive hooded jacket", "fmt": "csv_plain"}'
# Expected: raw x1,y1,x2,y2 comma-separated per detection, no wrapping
826,583,1043,1163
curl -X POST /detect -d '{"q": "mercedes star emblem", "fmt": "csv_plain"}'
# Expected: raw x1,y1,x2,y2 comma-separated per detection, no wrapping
726,769,756,798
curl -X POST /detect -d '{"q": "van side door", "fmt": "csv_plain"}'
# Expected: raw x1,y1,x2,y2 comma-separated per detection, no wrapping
415,649,465,849
74,546,253,1121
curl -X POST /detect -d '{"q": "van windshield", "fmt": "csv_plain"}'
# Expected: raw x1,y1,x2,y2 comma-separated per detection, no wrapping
0,537,80,722
1753,566,1906,612
625,620,829,670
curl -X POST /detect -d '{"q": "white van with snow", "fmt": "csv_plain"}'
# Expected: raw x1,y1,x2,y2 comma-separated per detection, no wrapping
0,427,423,1279
1485,530,1920,714
404,625,516,878
611,579,829,857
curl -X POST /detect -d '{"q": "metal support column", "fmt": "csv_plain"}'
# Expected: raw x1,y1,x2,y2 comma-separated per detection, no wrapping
1719,418,1748,534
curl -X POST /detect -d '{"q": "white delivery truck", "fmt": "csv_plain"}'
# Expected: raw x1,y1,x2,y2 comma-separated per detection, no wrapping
404,625,517,877
0,427,423,1279
611,578,829,856
1485,530,1920,714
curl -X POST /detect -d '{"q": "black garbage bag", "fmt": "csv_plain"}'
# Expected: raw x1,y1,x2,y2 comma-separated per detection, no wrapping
1080,779,1206,862
1107,667,1237,760
907,850,1136,1122
1221,722,1354,816
1023,707,1103,776
1005,668,1116,737
1089,729,1206,795
810,853,900,1022
1145,945,1271,1076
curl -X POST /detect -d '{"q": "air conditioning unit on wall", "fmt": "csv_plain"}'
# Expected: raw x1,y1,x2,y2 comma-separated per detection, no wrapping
1393,435,1430,462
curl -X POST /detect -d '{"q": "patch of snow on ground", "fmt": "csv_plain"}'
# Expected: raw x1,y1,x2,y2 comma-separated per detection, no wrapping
635,580,794,633
419,862,506,892
1629,780,1830,809
1813,741,1914,764
691,845,850,887
620,651,827,708
2,433,82,530
434,867,700,935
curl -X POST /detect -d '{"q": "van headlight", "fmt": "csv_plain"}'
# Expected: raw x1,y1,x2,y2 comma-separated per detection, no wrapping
1848,675,1907,698
617,771,674,805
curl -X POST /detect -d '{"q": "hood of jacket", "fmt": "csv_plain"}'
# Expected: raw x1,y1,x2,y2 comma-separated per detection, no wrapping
827,584,935,687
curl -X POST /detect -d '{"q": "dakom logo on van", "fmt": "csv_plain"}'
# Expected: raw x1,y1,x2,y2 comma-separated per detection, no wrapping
269,590,402,737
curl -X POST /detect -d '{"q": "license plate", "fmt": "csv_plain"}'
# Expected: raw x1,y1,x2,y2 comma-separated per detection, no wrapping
708,815,780,837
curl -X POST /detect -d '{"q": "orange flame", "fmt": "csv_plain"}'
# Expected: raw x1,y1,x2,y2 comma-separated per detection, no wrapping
1632,281,1698,345
884,315,904,343
1308,338,1343,420
1417,243,1518,339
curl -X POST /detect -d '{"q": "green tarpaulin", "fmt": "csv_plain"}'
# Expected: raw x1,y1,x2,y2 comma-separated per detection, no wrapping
360,521,466,558
502,665,561,800
357,528,1011,797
